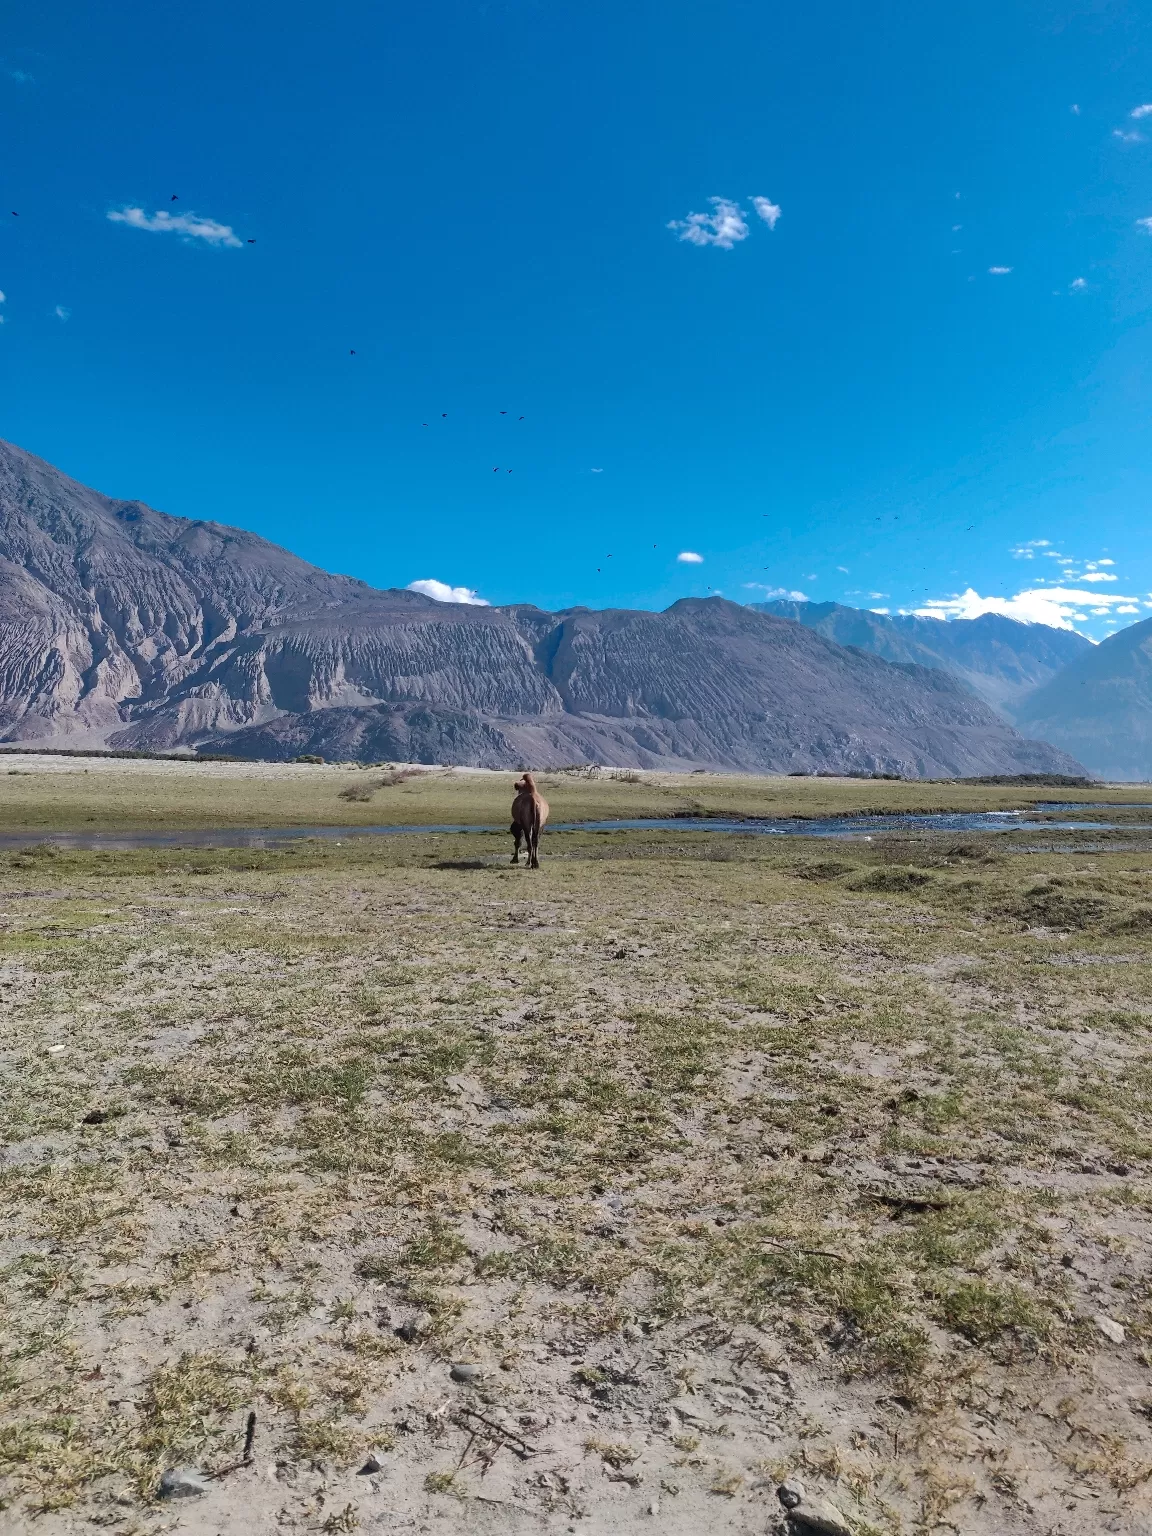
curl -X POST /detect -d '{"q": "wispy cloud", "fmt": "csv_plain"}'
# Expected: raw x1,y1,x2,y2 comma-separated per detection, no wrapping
1077,570,1117,582
53,304,69,321
107,206,242,247
677,551,704,563
1133,104,1152,119
1114,129,1145,144
1011,540,1051,559
668,198,749,249
0,288,5,325
1138,217,1152,234
914,586,1138,631
407,578,489,606
1070,277,1087,291
988,265,1013,275
751,195,781,230
7,69,33,83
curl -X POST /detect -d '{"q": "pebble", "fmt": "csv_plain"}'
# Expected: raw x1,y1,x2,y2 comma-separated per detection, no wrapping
158,1466,209,1499
777,1477,806,1510
450,1362,484,1383
622,1322,644,1343
358,1450,386,1474
46,1044,65,1054
1095,1314,1126,1345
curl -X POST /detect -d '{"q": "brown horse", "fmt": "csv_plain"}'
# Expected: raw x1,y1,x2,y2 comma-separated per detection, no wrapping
510,772,549,869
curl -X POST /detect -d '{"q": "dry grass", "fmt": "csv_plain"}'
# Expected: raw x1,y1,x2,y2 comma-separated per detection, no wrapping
0,770,1151,1531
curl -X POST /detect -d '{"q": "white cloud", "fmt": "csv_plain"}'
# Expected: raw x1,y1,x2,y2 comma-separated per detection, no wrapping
745,584,808,600
1098,558,1115,565
1133,104,1152,118
868,591,889,599
407,579,489,606
1070,277,1086,290
1078,570,1117,581
1117,604,1140,613
988,265,1013,274
53,304,69,321
677,551,704,563
751,195,781,230
836,565,849,573
1139,217,1152,233
668,198,750,250
870,607,891,615
1114,129,1145,143
107,206,242,247
590,467,603,473
914,585,1140,630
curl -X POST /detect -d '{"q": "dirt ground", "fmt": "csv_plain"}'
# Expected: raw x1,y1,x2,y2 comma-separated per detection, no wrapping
2,768,1152,1534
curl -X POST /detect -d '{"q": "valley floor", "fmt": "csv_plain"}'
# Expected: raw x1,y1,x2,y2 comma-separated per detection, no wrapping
1,770,1152,1534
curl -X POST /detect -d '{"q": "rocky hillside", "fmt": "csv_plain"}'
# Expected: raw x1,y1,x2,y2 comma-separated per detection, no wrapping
754,599,1090,717
1014,617,1152,780
0,439,1085,776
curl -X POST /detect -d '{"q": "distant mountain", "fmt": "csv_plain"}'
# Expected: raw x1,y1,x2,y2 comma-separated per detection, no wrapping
0,439,1085,777
1013,617,1152,780
753,600,1091,717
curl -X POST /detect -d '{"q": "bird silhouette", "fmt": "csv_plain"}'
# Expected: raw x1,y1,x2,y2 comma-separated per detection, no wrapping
518,416,524,420
247,239,256,243
10,211,17,217
441,413,447,418
500,410,507,415
171,194,179,201
493,467,499,472
350,349,356,355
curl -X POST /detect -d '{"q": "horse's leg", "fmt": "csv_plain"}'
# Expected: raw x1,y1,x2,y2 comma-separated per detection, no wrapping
529,817,540,870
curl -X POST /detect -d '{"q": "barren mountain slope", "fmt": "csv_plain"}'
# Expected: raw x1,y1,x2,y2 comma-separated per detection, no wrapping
1014,616,1152,779
0,439,1085,775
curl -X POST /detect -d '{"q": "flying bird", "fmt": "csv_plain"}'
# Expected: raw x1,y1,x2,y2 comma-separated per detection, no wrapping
441,413,447,418
10,211,17,217
247,239,256,243
350,349,356,355
171,194,179,201
518,416,524,420
500,410,507,414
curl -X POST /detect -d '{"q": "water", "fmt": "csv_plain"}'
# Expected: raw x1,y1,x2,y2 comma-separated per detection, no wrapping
2,805,1147,851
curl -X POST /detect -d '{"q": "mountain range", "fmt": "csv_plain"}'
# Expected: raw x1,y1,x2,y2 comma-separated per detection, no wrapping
752,599,1092,717
0,437,1105,777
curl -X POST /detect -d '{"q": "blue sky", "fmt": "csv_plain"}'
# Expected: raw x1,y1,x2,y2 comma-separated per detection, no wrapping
3,0,1152,638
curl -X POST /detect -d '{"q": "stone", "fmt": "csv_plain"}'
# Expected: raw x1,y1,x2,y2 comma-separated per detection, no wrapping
159,1466,209,1499
395,1311,432,1341
1095,1314,1126,1345
788,1498,856,1536
358,1450,386,1474
450,1362,484,1384
622,1323,644,1342
777,1477,806,1510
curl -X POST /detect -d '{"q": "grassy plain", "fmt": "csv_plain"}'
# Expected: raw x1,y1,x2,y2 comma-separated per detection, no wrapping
1,764,1152,1534
0,752,1148,834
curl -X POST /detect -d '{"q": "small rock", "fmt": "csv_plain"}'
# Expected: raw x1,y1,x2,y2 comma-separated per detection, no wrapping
46,1044,65,1054
788,1499,856,1536
81,1108,109,1125
777,1477,806,1511
395,1311,433,1341
1095,1314,1126,1345
358,1450,386,1474
622,1322,644,1343
159,1466,209,1499
1106,1162,1132,1176
450,1362,484,1384
646,1500,660,1516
